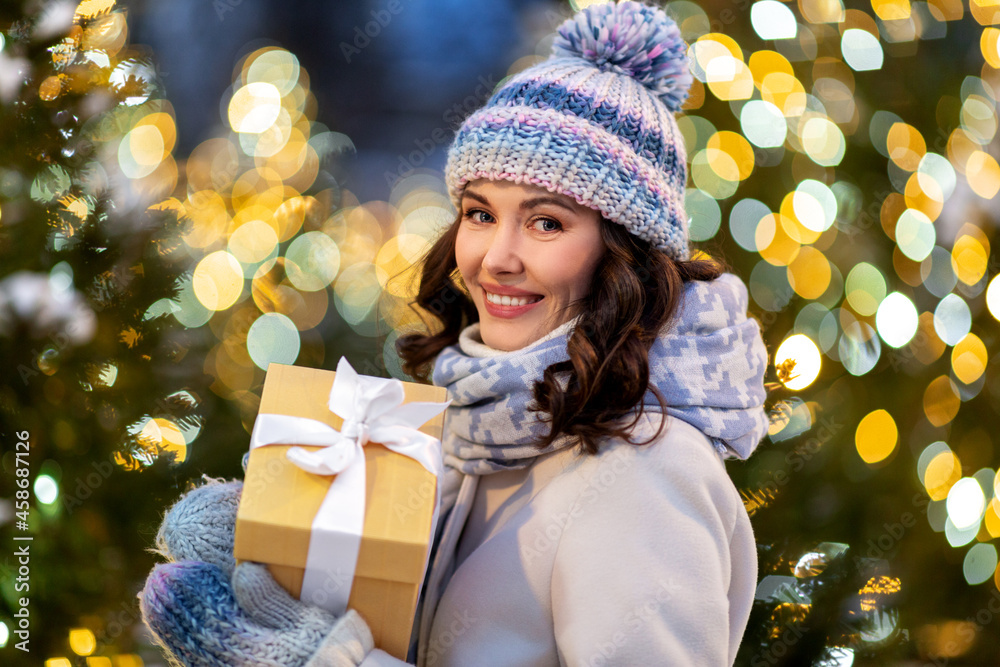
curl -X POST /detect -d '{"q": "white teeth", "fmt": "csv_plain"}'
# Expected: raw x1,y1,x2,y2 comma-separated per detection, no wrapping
485,291,540,307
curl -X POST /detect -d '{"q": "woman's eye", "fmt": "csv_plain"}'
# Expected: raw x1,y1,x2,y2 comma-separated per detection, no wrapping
464,209,494,223
533,218,561,232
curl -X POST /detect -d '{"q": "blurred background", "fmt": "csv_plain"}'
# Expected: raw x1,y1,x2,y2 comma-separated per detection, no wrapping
0,0,998,664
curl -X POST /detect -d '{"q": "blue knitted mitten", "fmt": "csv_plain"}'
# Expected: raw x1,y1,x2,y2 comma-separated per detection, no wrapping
140,478,374,667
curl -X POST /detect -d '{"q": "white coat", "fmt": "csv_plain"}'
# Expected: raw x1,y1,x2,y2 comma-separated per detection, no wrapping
359,412,757,666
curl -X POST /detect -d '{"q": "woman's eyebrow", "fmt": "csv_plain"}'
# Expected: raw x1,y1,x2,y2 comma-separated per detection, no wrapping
518,196,577,213
461,190,490,206
462,190,578,214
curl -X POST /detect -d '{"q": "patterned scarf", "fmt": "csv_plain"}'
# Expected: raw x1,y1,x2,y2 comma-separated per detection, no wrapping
432,273,770,475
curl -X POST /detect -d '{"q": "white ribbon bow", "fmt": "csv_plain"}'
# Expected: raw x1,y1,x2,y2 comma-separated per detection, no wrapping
249,357,450,616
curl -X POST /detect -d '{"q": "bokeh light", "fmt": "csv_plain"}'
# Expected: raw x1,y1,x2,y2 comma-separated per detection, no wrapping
246,312,300,370
855,409,898,464
876,292,918,348
933,294,972,346
963,543,998,585
947,478,986,531
987,275,1000,321
751,1,798,40
842,29,884,71
34,474,59,505
775,334,822,390
895,209,936,261
193,251,244,311
921,444,962,501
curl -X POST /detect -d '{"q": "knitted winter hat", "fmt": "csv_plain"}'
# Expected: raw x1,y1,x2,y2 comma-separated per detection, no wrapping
444,1,694,260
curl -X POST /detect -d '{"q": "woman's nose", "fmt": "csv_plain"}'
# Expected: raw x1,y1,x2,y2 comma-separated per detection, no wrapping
481,223,523,275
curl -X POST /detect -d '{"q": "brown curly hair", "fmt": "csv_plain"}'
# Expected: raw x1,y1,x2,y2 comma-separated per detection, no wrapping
396,215,722,455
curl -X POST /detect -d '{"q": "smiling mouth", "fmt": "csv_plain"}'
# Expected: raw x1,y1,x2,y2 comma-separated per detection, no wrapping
484,291,543,307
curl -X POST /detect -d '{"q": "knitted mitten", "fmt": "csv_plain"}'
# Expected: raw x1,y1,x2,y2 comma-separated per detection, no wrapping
153,476,241,576
140,478,374,667
141,561,372,667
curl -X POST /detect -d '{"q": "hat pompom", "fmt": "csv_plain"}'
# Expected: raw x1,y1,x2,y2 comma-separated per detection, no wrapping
552,1,692,111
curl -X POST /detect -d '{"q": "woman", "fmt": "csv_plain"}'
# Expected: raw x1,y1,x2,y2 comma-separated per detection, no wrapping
140,3,769,665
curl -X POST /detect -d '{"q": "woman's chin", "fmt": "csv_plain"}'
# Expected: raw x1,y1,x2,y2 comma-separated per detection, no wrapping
479,321,542,352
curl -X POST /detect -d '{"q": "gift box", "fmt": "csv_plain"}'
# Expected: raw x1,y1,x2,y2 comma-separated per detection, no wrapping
233,360,449,660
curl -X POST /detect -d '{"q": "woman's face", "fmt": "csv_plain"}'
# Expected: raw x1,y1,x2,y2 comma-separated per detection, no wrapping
455,179,605,351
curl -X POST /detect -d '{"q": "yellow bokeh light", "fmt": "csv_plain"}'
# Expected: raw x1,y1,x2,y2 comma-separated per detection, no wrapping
924,450,962,501
184,190,231,249
69,628,96,656
229,219,279,265
707,131,755,180
139,417,188,463
923,375,961,427
761,72,807,116
911,312,947,365
45,660,73,667
800,0,847,23
244,47,301,96
982,28,1000,68
951,229,990,285
987,274,1000,321
228,82,282,134
118,124,165,179
855,409,898,464
951,333,988,385
906,177,945,228
748,50,794,88
698,32,743,59
702,147,740,180
887,122,926,171
273,195,320,242
928,0,964,20
961,95,997,145
780,193,824,243
376,233,432,298
871,0,912,20
966,150,1000,198
947,128,978,173
193,251,244,311
111,655,144,667
801,117,846,166
774,334,822,390
787,246,832,299
706,59,755,100
985,498,1000,538
757,213,802,266
86,657,113,666
971,0,1000,26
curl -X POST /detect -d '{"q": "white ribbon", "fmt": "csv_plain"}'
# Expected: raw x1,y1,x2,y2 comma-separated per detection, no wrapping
249,357,450,616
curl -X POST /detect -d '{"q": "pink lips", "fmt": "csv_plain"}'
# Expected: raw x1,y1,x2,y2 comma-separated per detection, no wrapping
480,285,544,319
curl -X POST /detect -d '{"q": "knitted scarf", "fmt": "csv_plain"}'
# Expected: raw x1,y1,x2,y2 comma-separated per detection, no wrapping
431,272,769,474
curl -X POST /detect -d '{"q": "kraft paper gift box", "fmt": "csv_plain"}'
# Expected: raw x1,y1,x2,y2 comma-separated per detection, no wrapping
233,360,449,660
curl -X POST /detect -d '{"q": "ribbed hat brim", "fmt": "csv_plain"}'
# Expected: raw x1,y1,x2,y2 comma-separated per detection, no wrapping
445,104,689,259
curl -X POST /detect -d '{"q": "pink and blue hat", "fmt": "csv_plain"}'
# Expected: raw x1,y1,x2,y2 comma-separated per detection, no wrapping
444,1,694,260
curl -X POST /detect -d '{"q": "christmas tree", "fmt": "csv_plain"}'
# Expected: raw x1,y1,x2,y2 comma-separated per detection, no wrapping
0,1,209,662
